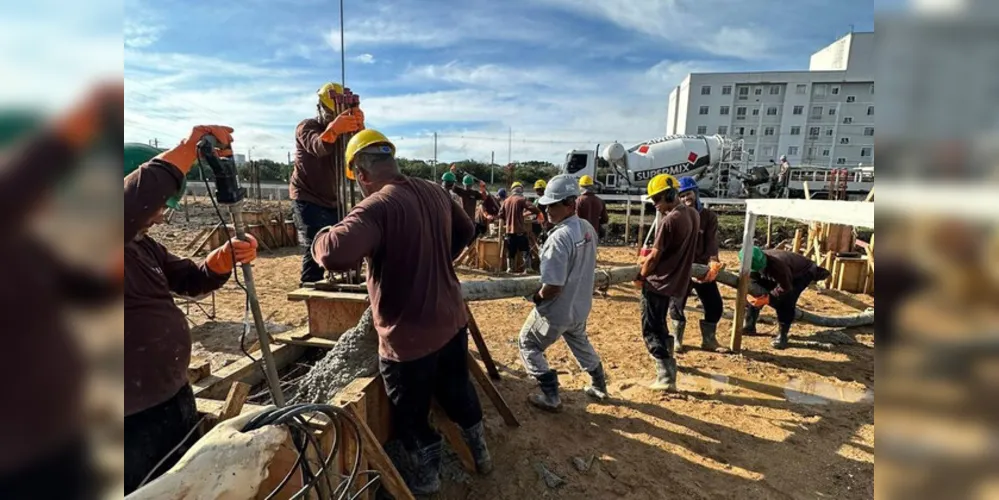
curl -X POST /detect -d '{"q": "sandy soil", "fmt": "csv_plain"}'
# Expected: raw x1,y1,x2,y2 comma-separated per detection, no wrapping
149,212,875,499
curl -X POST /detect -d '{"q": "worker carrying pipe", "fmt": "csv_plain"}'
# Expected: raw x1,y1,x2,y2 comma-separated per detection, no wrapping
310,129,492,495
291,82,366,285
635,174,699,392
519,175,609,412
124,125,259,494
740,247,831,349
673,177,727,353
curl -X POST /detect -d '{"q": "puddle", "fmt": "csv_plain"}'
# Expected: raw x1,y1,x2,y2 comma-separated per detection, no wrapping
678,373,874,406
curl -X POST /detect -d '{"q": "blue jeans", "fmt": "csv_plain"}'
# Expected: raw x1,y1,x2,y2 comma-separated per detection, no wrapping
292,200,341,283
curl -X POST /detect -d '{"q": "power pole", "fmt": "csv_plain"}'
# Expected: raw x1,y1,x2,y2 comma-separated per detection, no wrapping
287,151,292,165
490,151,495,185
433,132,438,181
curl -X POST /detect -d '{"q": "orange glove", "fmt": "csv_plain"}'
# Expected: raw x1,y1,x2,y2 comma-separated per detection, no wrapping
156,125,235,175
206,235,259,275
701,261,725,283
320,110,364,143
748,294,770,309
537,211,546,224
57,81,123,149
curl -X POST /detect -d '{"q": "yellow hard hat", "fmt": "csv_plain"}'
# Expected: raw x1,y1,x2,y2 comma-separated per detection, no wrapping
647,173,680,199
534,179,548,190
511,182,523,189
345,129,395,180
579,175,595,188
318,82,345,111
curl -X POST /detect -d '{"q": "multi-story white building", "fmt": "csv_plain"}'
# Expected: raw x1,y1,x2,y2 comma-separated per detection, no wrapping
667,32,874,168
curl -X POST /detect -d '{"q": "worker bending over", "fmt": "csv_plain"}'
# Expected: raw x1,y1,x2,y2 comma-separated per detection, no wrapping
673,177,726,353
635,174,699,392
291,83,365,284
311,130,491,495
519,175,608,412
124,125,259,494
740,247,831,349
575,175,609,241
499,182,542,274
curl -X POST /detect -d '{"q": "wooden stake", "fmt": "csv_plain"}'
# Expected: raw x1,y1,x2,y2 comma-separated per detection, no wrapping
638,199,647,249
864,186,875,203
219,381,251,423
189,223,222,258
432,400,477,473
347,406,417,500
467,352,520,428
730,213,758,353
465,304,501,380
803,181,812,200
766,216,773,248
792,229,804,254
624,197,633,245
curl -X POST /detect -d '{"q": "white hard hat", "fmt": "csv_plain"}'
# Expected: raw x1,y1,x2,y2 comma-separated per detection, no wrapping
537,174,580,206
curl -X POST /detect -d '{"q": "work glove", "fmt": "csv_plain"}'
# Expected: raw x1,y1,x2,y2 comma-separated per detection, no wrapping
698,261,725,283
320,109,364,143
206,235,259,275
57,81,123,150
748,294,770,309
156,126,236,175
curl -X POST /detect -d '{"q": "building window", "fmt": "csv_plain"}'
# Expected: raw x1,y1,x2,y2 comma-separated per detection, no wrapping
767,107,778,116
836,157,847,165
699,106,710,115
722,85,733,95
867,106,875,116
846,96,857,103
739,87,750,96
764,146,777,157
828,108,837,116
720,106,731,115
826,129,835,136
697,126,708,135
748,148,756,156
809,127,821,137
790,126,801,136
840,137,850,145
793,105,804,115
749,128,757,136
843,117,854,124
770,86,781,95
701,85,712,95
764,127,776,136
864,127,875,136
861,147,873,157
788,146,799,156
796,84,808,95
814,85,827,97
752,108,760,116
831,86,841,95
807,147,816,157
822,149,831,157
736,107,747,119
811,106,824,118
755,87,763,95
736,127,746,136
718,126,728,135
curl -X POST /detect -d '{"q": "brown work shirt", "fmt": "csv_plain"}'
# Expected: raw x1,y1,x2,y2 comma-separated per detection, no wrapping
125,158,231,416
575,192,609,236
759,250,819,297
0,133,120,472
645,204,700,297
499,194,537,235
290,118,345,209
452,186,481,220
693,207,720,265
312,176,474,362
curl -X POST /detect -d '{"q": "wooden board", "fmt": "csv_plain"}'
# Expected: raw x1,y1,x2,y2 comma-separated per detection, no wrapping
220,382,252,423
306,298,369,340
193,343,305,400
272,327,340,349
467,352,520,428
476,238,502,272
834,258,869,294
187,359,211,384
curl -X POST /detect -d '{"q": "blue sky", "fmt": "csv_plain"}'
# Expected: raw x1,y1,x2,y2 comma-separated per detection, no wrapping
124,0,873,164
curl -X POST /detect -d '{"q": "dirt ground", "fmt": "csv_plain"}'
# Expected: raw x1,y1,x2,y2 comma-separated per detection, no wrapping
147,207,875,500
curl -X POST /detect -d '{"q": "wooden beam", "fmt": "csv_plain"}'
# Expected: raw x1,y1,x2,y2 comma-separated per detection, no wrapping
193,343,305,400
347,405,416,500
334,386,369,500
865,186,875,203
730,213,758,353
219,382,252,423
765,216,773,248
187,360,212,385
744,200,874,229
465,304,501,380
272,329,339,349
792,228,804,254
638,199,647,250
467,352,520,428
803,181,812,200
624,198,633,245
196,398,266,419
432,400,477,474
189,223,221,257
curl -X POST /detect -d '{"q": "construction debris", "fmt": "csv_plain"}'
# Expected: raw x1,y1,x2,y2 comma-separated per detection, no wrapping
534,462,566,489
571,456,596,473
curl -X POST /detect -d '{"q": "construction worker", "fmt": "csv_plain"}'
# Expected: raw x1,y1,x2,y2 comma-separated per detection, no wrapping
124,125,260,494
635,174,699,392
674,177,726,353
519,175,608,412
291,82,365,284
311,130,491,495
497,188,509,202
740,247,830,350
531,179,550,245
441,171,462,204
777,155,791,198
0,83,123,500
575,175,609,240
499,182,542,274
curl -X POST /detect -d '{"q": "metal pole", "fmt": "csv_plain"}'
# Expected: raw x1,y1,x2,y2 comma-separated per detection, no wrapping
491,151,495,185
339,0,346,87
229,205,286,406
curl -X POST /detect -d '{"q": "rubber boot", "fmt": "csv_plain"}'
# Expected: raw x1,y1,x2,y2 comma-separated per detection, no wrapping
672,320,687,354
529,370,563,412
744,306,761,336
524,252,534,274
584,363,609,401
506,256,516,274
648,357,678,393
700,321,725,352
408,440,443,496
460,422,494,475
772,322,791,350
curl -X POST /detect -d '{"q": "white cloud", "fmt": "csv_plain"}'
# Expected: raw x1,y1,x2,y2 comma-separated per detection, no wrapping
404,61,583,90
124,21,162,48
353,53,376,64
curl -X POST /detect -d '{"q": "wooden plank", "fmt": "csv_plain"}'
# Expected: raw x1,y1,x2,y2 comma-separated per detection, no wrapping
307,297,370,340
731,213,758,353
334,387,367,498
432,400,477,474
194,343,305,400
196,398,266,419
865,186,875,203
638,200,647,249
219,382,252,423
187,360,212,385
287,289,371,302
183,227,210,252
465,304,501,380
272,329,339,349
744,200,874,229
824,251,836,288
864,234,875,295
347,405,417,500
803,181,812,200
467,352,520,428
189,223,221,257
624,198,633,245
792,229,804,254
765,216,773,248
